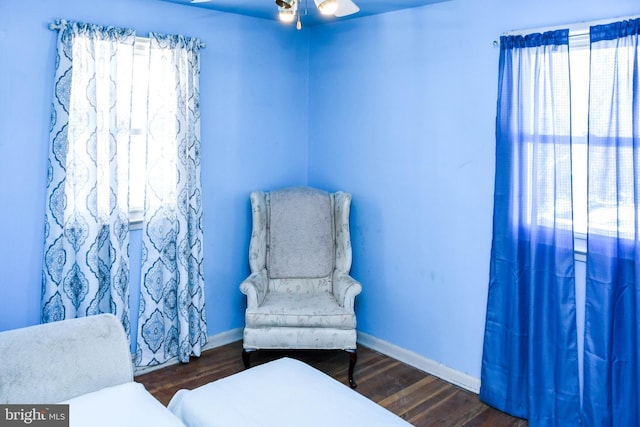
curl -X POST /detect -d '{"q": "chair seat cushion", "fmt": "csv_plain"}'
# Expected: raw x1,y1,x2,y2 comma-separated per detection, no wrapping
245,292,356,329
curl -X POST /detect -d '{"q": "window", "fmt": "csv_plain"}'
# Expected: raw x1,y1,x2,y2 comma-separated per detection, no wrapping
569,32,589,257
522,28,636,257
570,30,637,244
518,38,572,234
129,37,151,228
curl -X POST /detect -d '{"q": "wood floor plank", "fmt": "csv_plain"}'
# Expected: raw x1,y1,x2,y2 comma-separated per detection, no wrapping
378,375,441,415
135,340,527,426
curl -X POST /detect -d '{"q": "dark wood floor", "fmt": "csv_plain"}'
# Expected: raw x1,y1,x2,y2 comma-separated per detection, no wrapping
136,340,527,426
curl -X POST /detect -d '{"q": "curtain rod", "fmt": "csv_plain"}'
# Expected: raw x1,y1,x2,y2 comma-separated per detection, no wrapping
48,20,206,48
492,14,640,46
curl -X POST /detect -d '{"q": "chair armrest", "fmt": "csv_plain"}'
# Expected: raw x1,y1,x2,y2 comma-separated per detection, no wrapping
332,271,362,310
240,269,268,309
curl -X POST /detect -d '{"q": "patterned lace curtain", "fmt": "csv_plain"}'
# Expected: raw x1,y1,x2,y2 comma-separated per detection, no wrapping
136,33,207,367
42,20,134,334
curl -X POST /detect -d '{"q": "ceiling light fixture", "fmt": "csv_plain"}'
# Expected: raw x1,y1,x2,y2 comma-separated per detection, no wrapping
275,0,295,9
275,0,360,28
314,0,338,15
278,5,296,22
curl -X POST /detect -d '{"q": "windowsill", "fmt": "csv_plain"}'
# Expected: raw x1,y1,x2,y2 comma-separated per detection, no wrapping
129,208,143,231
574,232,586,262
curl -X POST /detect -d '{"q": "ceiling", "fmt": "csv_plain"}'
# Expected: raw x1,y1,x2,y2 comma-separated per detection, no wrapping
160,0,448,26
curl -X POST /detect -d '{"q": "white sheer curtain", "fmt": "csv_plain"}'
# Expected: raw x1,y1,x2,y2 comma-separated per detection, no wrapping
136,33,207,367
42,20,134,335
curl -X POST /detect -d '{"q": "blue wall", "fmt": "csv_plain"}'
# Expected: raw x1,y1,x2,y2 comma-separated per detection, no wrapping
307,0,639,379
1,0,638,382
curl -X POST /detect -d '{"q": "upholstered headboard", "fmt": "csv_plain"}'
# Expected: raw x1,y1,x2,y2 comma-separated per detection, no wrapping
0,314,133,403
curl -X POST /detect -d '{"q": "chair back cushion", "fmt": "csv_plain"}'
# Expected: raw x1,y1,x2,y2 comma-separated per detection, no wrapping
268,187,334,279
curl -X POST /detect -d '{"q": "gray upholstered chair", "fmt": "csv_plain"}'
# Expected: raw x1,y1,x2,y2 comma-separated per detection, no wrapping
240,186,362,388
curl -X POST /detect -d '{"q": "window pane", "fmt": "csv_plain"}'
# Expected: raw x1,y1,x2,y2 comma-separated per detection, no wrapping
588,41,638,239
569,36,589,236
129,38,150,218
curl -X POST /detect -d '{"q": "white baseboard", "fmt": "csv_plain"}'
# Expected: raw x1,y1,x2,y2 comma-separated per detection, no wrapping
202,327,243,351
357,331,481,394
135,327,481,394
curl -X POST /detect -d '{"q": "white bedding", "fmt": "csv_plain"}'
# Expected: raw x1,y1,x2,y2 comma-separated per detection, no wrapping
168,357,413,427
62,382,186,427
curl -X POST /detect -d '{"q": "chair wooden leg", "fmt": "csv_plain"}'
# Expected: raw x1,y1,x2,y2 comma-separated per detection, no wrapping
346,349,357,389
242,348,255,369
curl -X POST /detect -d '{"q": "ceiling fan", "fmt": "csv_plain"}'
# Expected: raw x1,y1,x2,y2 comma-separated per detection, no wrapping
276,0,360,28
190,0,360,29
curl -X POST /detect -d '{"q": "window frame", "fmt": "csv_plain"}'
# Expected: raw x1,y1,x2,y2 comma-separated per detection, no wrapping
569,30,589,261
128,36,151,230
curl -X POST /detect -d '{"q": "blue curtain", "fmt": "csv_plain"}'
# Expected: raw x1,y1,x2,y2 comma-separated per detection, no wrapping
583,18,640,427
42,20,135,334
480,30,581,426
136,33,207,367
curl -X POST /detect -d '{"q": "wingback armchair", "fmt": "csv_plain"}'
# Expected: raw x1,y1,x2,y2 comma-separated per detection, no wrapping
240,186,362,388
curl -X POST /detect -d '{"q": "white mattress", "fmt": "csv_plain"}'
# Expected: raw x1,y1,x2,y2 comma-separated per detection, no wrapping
62,382,186,427
168,357,413,427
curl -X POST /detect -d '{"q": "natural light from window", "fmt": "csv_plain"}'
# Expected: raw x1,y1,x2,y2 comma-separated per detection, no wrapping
569,32,589,238
129,37,150,226
522,30,637,244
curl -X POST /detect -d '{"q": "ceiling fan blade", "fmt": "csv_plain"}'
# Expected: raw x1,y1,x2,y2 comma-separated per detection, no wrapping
334,0,359,17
